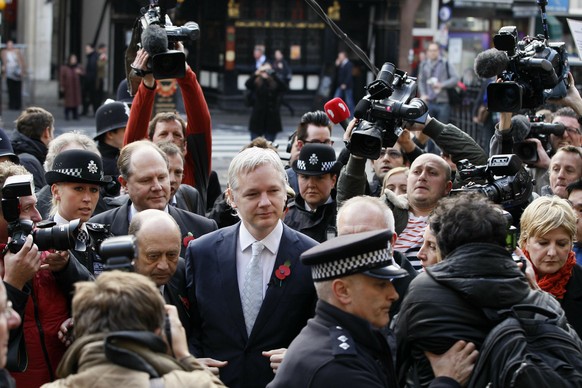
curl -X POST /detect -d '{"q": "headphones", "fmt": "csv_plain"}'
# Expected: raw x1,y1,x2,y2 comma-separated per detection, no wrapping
286,131,297,154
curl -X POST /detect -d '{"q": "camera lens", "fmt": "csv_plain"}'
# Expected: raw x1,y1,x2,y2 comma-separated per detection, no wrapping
33,219,82,251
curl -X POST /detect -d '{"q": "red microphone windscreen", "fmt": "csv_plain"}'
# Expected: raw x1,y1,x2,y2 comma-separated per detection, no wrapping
324,98,350,124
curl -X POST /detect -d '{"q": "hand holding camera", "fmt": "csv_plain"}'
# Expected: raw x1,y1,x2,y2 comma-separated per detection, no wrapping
163,304,189,359
131,48,156,88
42,250,70,272
3,235,40,290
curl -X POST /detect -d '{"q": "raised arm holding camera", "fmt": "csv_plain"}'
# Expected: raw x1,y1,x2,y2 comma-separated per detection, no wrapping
124,1,212,209
476,1,582,196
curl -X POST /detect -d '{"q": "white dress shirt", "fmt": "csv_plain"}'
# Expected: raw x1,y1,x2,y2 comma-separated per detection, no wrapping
237,220,283,298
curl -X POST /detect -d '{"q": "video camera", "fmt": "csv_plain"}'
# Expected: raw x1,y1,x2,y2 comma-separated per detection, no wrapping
99,235,137,272
450,154,533,211
485,0,569,111
130,0,200,79
350,63,427,160
513,114,565,164
1,175,87,254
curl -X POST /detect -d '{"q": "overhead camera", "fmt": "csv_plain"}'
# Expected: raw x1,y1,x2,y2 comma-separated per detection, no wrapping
350,62,427,160
1,175,87,254
100,235,137,272
450,154,533,212
130,0,200,79
478,1,569,111
513,114,565,164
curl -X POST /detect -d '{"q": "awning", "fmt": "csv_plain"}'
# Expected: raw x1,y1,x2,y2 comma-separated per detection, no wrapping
454,0,513,9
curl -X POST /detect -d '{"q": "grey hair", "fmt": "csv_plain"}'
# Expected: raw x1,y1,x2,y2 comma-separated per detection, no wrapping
314,280,333,302
44,131,100,171
337,195,395,233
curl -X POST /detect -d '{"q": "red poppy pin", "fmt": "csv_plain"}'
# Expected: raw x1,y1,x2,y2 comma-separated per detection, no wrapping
183,232,195,247
180,296,190,311
273,260,291,287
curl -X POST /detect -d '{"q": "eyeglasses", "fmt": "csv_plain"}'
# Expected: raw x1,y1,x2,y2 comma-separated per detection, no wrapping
303,139,334,145
564,126,581,136
378,148,402,158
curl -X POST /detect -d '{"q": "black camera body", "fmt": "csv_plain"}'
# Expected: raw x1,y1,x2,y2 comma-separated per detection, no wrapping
487,1,569,111
1,175,86,254
100,235,138,272
513,114,565,164
451,154,533,210
350,63,427,160
136,0,200,79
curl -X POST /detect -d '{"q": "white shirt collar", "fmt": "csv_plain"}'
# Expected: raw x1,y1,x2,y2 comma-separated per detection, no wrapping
304,196,333,212
239,220,283,255
53,211,69,225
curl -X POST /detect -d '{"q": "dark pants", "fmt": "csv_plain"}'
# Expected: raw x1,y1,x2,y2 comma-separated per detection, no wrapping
64,107,79,120
82,78,102,116
6,78,22,110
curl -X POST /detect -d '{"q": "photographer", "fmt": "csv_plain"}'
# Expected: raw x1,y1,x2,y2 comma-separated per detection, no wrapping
42,271,226,387
0,163,88,386
125,43,213,209
489,73,582,193
337,114,486,270
245,62,287,142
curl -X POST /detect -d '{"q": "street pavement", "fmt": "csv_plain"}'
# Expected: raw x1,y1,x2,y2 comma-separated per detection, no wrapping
0,97,346,191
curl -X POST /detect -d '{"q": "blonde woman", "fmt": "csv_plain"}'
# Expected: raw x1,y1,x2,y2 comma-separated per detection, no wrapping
382,166,408,197
519,196,582,337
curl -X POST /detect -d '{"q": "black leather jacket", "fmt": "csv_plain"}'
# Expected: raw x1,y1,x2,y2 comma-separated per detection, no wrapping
395,243,567,387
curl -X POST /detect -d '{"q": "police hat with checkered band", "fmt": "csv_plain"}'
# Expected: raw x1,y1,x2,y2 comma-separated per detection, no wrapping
292,143,341,176
94,100,130,140
301,229,408,281
45,149,112,186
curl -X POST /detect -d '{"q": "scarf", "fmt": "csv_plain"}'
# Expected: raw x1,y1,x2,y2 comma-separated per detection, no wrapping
523,249,575,300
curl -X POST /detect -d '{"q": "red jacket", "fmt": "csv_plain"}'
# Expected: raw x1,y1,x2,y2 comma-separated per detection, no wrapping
3,249,69,387
124,67,212,206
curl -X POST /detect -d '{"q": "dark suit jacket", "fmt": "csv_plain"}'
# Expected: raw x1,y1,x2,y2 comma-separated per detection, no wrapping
175,184,205,216
186,222,318,388
336,59,354,89
164,258,191,340
89,200,217,257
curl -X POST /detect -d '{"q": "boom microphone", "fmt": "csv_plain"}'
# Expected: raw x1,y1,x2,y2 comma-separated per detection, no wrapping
510,115,532,142
324,98,351,130
141,24,168,56
474,48,510,79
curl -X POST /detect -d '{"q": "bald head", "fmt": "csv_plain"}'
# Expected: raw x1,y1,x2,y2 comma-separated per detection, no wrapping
337,196,395,235
407,153,452,216
129,209,180,239
129,209,182,286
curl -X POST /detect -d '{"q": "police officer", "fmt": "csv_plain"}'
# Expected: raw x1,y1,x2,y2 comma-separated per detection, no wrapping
94,100,129,196
268,229,478,388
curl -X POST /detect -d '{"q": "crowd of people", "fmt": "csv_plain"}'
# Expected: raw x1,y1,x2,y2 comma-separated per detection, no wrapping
0,38,580,388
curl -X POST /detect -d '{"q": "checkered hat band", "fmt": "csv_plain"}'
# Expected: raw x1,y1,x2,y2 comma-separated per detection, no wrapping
311,248,390,281
53,168,83,178
296,160,335,172
320,161,335,172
